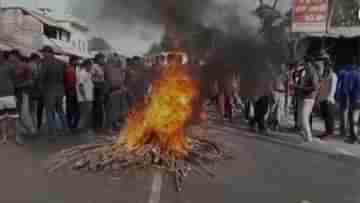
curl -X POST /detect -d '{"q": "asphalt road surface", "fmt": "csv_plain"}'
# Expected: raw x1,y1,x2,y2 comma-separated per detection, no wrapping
0,128,360,203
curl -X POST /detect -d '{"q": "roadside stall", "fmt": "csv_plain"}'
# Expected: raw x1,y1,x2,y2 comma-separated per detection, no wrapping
292,0,360,68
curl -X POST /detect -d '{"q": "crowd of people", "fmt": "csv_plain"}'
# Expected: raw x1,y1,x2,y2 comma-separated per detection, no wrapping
212,51,360,145
0,46,151,145
2,45,360,146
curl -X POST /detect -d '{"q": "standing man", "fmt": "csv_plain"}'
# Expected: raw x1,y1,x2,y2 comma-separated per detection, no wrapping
15,53,36,136
77,59,94,134
39,46,67,138
336,64,355,138
270,68,286,131
28,53,43,133
294,60,320,142
346,64,360,144
292,61,304,131
318,61,338,140
223,73,235,122
64,56,80,132
92,53,106,132
104,54,127,134
0,50,22,144
125,58,135,107
249,94,272,134
132,56,151,100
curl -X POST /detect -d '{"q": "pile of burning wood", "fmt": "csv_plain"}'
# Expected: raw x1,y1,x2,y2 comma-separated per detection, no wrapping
47,58,231,192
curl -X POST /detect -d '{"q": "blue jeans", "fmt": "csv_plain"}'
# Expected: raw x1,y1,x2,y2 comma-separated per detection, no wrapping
45,96,67,135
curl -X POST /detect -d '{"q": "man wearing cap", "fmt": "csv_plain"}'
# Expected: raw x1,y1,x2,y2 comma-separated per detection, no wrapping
39,46,67,138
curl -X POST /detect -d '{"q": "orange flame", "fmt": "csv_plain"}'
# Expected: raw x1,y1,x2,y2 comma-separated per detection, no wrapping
115,61,199,158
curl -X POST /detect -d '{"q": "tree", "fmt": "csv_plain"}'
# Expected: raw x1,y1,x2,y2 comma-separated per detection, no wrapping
88,37,112,51
253,0,290,63
331,0,360,27
147,43,162,55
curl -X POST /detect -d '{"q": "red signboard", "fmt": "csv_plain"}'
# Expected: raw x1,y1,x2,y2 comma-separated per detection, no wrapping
292,0,329,33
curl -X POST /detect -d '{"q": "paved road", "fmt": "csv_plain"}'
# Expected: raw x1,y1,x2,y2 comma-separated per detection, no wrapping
0,127,360,203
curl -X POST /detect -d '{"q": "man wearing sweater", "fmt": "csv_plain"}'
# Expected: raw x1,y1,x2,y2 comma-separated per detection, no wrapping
64,56,80,131
104,54,127,134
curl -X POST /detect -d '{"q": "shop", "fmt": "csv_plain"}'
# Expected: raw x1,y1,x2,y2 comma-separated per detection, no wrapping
292,0,360,69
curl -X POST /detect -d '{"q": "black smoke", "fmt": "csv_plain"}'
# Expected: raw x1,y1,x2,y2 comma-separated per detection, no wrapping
70,0,210,28
69,0,290,97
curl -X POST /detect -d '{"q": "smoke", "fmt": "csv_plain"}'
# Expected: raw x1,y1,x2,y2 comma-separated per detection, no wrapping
68,0,260,48
69,0,290,97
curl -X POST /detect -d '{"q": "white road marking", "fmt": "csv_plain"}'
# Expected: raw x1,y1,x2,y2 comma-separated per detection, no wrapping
148,171,163,203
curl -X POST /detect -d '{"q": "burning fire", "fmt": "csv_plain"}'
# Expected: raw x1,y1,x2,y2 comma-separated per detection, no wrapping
115,61,200,158
48,52,228,192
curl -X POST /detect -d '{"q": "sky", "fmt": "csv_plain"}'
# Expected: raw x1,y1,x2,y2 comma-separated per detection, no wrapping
2,0,292,56
2,0,67,14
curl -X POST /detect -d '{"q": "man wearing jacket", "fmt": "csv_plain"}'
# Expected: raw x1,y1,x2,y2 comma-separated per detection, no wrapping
28,53,43,132
346,65,360,144
294,60,320,142
39,46,67,138
336,64,356,138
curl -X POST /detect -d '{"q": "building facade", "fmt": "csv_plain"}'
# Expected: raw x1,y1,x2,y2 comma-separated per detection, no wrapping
55,15,90,58
0,7,90,58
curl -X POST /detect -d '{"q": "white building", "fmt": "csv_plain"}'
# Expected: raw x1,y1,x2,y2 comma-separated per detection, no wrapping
55,14,91,58
0,7,90,58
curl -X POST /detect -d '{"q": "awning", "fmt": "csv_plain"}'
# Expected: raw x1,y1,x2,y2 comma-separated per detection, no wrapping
327,27,360,38
300,28,360,38
0,40,39,56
